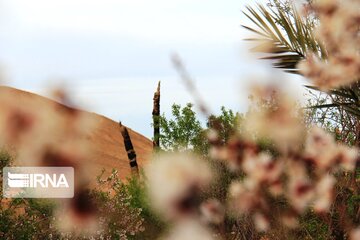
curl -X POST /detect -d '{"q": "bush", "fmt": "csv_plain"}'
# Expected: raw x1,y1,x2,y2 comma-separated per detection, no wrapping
0,161,147,240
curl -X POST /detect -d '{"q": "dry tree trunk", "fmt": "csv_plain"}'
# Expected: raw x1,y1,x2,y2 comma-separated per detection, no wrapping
119,121,139,176
152,81,161,150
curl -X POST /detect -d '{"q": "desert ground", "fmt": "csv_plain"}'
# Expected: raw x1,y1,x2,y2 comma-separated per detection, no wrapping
0,86,153,182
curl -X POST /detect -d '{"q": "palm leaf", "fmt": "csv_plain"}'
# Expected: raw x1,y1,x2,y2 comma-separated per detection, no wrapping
242,3,360,120
242,3,323,73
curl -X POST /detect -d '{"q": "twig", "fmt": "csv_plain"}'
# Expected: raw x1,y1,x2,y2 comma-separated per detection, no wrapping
171,53,212,118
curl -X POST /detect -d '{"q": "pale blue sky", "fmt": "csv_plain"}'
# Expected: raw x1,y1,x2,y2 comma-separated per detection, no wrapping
0,0,306,138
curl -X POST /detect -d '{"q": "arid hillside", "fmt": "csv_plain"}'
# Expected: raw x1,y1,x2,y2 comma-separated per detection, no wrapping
0,86,153,181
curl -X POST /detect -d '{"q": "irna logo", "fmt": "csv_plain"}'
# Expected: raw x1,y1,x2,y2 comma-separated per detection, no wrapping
7,172,69,188
3,167,74,198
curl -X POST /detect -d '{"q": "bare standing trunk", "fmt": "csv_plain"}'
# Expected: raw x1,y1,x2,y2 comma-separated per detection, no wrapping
152,81,161,150
119,121,139,176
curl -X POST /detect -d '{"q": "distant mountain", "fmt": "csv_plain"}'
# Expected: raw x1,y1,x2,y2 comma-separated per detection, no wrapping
0,86,153,182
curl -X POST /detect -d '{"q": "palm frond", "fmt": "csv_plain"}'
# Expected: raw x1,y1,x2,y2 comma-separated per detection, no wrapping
242,3,360,119
242,3,325,73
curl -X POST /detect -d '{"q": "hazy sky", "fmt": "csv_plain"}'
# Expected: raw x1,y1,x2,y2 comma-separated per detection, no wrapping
0,0,306,137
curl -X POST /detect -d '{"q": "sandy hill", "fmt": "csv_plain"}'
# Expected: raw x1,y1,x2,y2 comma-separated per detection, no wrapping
0,86,153,181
